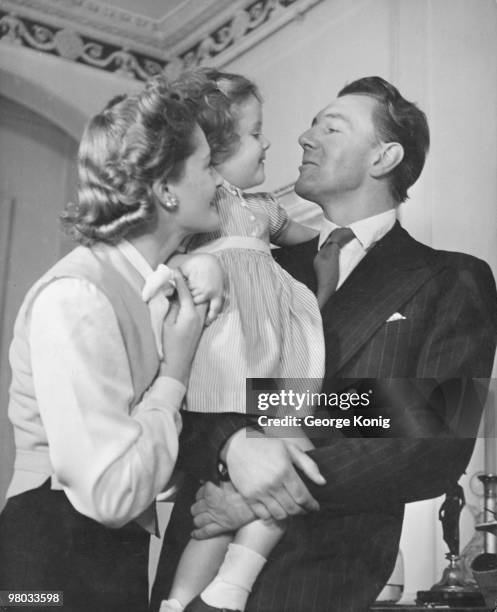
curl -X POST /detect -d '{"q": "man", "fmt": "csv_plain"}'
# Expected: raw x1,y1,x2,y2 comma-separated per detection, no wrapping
151,77,497,612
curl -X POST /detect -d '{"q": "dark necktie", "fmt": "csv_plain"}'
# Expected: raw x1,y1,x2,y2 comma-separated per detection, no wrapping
313,227,355,307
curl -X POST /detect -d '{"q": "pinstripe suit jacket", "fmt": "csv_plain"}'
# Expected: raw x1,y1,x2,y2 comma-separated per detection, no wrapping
150,222,497,612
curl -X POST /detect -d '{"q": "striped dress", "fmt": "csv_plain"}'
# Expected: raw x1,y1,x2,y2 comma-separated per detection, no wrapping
185,180,324,414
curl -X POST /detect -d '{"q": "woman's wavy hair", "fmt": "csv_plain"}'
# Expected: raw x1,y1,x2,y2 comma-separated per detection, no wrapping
61,75,198,245
338,76,430,203
173,68,262,164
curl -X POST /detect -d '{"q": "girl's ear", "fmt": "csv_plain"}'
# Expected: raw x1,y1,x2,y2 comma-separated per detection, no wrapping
370,142,404,178
153,180,179,211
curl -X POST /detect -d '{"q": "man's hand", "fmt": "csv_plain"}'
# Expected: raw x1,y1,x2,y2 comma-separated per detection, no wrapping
191,481,256,539
222,429,326,521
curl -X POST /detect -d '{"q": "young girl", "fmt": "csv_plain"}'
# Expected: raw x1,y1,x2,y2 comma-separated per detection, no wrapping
160,70,325,612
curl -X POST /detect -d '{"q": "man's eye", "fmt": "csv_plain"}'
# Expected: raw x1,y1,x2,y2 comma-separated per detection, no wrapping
326,127,338,134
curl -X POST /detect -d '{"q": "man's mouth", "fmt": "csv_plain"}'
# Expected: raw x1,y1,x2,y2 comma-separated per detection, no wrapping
299,160,317,172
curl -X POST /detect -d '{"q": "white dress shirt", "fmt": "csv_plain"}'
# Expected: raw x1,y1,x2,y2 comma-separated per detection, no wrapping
318,209,396,289
25,240,185,529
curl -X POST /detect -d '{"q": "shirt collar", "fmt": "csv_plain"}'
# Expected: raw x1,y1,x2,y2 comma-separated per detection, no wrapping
116,239,154,281
318,209,396,250
221,178,243,198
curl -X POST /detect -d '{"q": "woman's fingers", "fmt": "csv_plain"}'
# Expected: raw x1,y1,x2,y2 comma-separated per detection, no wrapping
173,272,196,313
206,295,224,326
160,272,204,384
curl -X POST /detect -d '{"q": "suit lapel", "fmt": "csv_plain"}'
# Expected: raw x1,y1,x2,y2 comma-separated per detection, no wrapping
322,223,440,375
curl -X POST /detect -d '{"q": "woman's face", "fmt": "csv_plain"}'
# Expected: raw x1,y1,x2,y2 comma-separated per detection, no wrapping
168,124,222,234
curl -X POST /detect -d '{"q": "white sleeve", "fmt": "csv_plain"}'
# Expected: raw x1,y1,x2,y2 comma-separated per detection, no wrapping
29,277,185,528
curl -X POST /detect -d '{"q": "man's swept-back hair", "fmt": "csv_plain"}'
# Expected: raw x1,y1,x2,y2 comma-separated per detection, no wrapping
338,76,430,203
61,75,197,245
173,68,262,164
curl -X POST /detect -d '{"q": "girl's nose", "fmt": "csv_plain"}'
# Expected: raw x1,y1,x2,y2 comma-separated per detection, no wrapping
262,135,271,151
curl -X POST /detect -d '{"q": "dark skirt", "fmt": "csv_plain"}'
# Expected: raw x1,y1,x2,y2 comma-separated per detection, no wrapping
0,479,150,612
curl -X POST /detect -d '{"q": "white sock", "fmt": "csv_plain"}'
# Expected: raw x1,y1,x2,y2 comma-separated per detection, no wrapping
201,543,266,611
159,599,184,612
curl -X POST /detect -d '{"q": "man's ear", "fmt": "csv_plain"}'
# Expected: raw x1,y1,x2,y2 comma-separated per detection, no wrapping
370,142,404,178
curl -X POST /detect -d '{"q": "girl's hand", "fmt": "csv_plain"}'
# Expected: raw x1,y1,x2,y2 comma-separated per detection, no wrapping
159,273,205,385
180,254,225,325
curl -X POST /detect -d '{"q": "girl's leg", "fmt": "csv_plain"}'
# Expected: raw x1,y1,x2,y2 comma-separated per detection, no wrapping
199,431,315,611
162,533,233,611
200,518,285,611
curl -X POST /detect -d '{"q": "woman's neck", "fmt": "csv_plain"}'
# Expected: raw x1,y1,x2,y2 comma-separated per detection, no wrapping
127,230,185,268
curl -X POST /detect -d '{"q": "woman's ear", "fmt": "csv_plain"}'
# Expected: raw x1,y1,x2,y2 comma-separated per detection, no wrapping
152,180,179,211
370,142,404,178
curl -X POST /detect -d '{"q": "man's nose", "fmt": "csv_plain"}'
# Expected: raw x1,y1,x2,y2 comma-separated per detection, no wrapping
298,127,314,148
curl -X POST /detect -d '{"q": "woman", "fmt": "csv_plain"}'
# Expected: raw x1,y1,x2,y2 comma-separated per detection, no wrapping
0,76,223,612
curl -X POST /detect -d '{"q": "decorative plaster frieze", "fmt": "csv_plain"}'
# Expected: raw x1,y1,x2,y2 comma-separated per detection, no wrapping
0,0,324,81
0,0,167,54
0,11,166,79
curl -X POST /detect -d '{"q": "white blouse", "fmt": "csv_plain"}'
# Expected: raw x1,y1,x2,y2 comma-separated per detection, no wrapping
11,241,185,530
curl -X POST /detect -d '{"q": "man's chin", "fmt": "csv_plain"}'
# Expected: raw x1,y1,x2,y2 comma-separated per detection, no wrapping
294,177,312,201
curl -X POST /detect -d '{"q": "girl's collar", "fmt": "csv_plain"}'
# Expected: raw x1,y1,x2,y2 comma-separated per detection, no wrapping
221,178,243,198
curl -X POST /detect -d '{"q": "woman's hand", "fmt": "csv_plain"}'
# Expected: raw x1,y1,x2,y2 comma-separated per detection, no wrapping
159,273,205,385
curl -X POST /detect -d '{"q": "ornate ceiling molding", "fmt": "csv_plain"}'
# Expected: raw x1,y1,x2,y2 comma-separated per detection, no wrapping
0,0,324,81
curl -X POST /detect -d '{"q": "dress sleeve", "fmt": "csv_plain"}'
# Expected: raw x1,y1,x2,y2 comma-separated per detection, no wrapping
29,277,185,528
248,192,290,241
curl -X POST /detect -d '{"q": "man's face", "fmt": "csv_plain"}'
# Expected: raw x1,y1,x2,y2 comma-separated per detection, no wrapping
295,94,379,206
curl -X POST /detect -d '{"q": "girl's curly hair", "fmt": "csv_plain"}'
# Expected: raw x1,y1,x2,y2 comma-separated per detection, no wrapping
61,75,197,245
173,68,262,165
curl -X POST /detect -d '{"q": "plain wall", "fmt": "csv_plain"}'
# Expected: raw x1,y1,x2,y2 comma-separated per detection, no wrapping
0,96,78,505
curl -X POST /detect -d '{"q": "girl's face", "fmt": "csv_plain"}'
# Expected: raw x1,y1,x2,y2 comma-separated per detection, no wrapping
216,95,271,190
167,124,222,234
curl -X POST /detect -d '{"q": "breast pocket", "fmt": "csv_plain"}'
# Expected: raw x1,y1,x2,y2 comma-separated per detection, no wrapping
383,316,426,338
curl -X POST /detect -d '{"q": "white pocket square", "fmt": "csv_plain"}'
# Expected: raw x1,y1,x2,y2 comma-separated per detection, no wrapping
386,312,406,322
